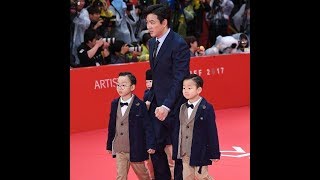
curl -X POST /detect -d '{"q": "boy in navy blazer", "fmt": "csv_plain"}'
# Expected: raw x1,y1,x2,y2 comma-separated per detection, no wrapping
173,74,221,179
143,69,153,110
106,72,156,180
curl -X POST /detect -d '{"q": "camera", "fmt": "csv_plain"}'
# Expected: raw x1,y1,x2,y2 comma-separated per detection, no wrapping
100,15,116,28
128,44,142,52
102,37,116,44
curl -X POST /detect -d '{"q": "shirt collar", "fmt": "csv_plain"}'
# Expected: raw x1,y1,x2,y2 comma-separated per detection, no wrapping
188,97,202,107
120,94,134,104
156,28,171,46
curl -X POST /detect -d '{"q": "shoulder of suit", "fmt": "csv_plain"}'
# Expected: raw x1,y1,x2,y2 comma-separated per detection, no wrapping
111,98,120,104
133,95,144,104
200,98,215,110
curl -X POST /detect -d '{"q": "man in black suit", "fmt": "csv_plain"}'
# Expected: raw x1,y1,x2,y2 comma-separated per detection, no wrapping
143,4,191,180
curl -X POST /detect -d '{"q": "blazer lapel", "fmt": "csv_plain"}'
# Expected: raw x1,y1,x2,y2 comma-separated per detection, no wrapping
153,30,173,69
194,98,206,122
122,95,135,120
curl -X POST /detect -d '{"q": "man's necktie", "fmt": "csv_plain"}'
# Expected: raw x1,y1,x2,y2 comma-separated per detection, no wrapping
186,103,194,109
120,102,128,107
153,40,160,59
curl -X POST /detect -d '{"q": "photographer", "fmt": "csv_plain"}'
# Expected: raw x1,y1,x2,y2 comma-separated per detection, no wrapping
137,32,151,62
91,0,116,37
109,40,139,64
87,5,105,37
77,29,111,67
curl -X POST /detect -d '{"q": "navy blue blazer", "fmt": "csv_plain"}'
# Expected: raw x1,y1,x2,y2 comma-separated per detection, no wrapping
148,29,190,120
106,95,156,162
172,98,221,166
143,89,153,102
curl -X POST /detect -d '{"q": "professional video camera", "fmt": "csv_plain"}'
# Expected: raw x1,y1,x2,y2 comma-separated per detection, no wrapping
128,44,142,52
100,15,116,28
102,37,116,44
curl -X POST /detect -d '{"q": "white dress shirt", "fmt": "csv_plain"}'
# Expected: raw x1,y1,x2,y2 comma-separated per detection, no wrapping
120,95,134,116
187,97,202,119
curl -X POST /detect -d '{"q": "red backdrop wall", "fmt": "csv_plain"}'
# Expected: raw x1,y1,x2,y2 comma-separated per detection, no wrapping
70,54,250,133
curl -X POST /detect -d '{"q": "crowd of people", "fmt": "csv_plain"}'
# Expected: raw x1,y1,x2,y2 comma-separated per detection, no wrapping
70,0,250,68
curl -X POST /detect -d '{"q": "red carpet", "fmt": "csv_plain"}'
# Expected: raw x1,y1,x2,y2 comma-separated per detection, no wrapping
70,106,250,180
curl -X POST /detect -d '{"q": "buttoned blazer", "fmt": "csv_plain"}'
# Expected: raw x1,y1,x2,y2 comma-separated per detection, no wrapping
106,96,156,162
172,98,221,166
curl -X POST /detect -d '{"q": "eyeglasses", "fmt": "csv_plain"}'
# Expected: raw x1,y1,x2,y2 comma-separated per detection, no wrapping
116,84,131,89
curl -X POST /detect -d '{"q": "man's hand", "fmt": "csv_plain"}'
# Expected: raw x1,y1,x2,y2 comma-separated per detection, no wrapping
155,106,169,121
94,19,103,29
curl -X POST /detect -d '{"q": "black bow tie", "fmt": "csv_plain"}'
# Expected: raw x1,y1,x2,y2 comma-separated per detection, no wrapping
186,103,194,109
120,102,128,107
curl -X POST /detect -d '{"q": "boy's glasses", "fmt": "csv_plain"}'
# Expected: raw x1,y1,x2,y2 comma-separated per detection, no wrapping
116,84,131,89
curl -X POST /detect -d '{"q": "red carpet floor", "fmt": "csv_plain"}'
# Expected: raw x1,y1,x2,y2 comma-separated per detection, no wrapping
70,106,250,180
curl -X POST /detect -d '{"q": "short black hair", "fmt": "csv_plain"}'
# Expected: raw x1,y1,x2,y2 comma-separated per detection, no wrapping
109,40,125,54
143,4,171,27
142,33,152,45
145,69,152,80
84,28,98,43
184,36,197,48
119,72,137,85
92,0,103,7
87,5,101,15
184,74,203,88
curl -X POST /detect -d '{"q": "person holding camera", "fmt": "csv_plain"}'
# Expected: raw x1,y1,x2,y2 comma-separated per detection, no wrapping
77,28,111,67
108,40,139,64
87,5,105,37
184,36,206,57
90,0,116,38
137,32,152,62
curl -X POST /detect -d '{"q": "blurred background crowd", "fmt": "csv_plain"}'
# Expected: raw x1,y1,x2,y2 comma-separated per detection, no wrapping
70,0,250,68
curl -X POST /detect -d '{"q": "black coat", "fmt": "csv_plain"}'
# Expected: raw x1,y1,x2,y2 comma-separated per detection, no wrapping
172,98,221,166
106,95,156,162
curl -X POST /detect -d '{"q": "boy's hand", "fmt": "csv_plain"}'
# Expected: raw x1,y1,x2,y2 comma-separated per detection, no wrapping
211,159,219,162
107,150,112,154
147,149,155,154
145,101,151,110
